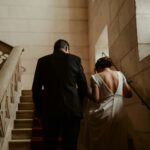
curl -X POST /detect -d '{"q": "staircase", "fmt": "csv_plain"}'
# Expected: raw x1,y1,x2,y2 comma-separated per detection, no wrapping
9,90,34,150
8,90,62,150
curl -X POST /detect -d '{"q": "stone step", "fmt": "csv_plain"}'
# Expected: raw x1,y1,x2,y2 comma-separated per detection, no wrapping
18,103,34,110
12,129,32,140
20,96,33,103
9,140,30,150
14,119,33,128
22,90,32,96
16,110,34,119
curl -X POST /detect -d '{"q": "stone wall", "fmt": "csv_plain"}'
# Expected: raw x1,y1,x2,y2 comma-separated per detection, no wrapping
0,0,89,89
136,0,150,60
88,0,150,149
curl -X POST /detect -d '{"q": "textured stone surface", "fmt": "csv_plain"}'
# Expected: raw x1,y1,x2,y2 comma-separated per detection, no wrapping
0,0,89,89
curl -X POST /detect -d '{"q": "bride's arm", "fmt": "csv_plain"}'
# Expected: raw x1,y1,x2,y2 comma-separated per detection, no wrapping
87,75,102,103
91,84,101,103
87,84,101,103
123,82,132,98
122,75,132,98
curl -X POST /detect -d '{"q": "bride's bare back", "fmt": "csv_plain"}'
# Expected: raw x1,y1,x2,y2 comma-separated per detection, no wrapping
98,69,118,94
90,57,132,103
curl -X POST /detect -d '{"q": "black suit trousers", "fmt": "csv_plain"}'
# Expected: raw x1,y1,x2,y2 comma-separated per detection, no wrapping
42,116,81,150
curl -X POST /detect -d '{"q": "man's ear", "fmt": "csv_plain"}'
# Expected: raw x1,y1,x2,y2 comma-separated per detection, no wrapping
65,47,68,52
65,46,69,53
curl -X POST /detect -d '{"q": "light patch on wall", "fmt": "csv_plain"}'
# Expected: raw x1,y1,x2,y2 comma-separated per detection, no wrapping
95,25,109,61
136,0,150,61
138,43,150,60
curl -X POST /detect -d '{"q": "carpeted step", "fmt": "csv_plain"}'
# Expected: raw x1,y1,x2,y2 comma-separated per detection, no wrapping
20,96,33,103
30,136,62,150
12,128,32,140
18,103,34,110
31,125,62,149
22,90,32,96
9,140,30,150
16,110,34,119
14,119,33,128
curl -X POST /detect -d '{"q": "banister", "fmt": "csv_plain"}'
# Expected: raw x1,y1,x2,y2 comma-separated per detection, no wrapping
101,52,150,110
0,46,24,104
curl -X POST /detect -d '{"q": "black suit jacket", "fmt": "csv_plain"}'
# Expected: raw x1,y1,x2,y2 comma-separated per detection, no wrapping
32,51,87,119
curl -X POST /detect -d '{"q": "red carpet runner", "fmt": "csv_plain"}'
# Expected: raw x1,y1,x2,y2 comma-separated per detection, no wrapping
30,114,134,150
30,114,62,150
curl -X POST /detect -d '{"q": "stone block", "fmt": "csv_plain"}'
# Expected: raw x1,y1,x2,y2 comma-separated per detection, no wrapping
121,48,140,78
82,60,90,74
136,15,150,43
9,6,88,20
142,67,150,101
0,32,88,47
128,17,137,51
21,59,37,74
0,0,10,5
21,47,51,59
109,0,124,21
110,18,137,61
109,16,120,46
131,72,145,97
10,0,87,8
29,20,88,33
21,74,34,89
125,102,150,132
138,44,150,60
71,46,89,59
0,19,29,32
0,6,8,18
119,0,135,32
51,33,89,46
136,0,150,14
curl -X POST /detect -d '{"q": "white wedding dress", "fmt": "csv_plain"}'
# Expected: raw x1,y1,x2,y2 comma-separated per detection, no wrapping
78,71,128,150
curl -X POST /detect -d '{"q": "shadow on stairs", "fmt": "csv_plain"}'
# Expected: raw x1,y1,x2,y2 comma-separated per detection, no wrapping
9,90,62,150
31,114,62,150
9,90,134,150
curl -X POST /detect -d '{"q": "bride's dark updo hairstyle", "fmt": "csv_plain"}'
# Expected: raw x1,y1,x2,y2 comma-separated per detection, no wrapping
95,56,112,71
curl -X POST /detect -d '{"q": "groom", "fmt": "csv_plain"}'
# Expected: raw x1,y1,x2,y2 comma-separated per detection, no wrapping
32,39,87,150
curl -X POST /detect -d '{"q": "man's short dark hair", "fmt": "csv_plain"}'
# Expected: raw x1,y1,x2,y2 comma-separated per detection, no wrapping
53,39,70,53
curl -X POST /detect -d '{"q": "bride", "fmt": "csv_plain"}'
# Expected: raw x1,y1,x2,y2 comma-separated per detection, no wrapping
78,57,132,150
